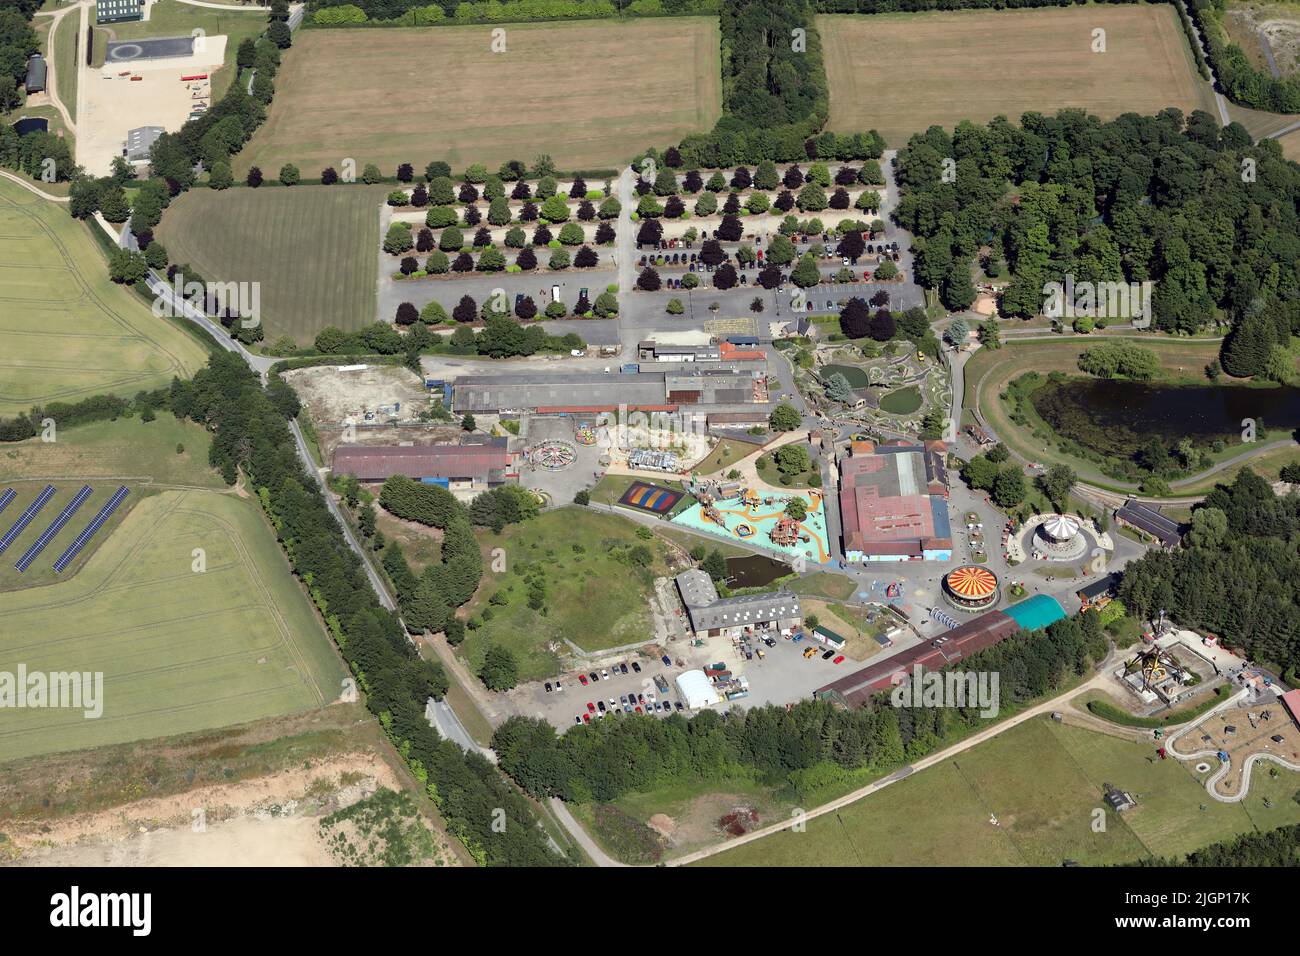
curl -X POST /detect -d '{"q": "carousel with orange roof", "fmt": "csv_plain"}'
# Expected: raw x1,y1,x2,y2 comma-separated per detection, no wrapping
942,565,1000,611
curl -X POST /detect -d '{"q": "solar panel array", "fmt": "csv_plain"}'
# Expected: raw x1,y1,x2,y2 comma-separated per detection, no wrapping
0,484,55,555
15,484,93,572
54,485,130,573
0,488,15,514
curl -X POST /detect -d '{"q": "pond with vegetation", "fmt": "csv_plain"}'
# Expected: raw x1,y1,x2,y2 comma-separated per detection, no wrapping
1030,377,1300,459
879,385,922,414
725,555,792,589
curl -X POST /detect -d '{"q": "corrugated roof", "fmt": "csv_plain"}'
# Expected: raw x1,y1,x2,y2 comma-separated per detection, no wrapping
816,608,1021,708
333,442,512,481
1116,500,1182,546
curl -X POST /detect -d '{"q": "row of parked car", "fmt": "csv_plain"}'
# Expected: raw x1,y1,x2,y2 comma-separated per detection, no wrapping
577,691,684,723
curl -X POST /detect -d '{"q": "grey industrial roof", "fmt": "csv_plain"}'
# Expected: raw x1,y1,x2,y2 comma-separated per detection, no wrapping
453,373,667,412
1116,500,1182,546
675,569,801,632
24,56,46,92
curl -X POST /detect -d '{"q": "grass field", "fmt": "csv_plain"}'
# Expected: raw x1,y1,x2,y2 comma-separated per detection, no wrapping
0,413,224,589
819,7,1215,145
50,8,78,123
0,179,209,415
458,507,669,681
0,488,346,763
91,2,266,101
698,717,1300,866
155,184,387,342
1280,126,1300,161
236,18,722,177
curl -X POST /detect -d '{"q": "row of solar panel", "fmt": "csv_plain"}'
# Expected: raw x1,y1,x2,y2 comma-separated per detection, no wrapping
0,484,130,573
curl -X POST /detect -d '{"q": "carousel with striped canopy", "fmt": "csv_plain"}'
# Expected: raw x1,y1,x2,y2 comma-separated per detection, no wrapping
942,564,1000,611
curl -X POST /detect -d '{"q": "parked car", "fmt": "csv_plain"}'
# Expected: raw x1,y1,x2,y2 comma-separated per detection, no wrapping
554,679,562,692
620,694,628,705
600,669,609,680
803,647,816,658
582,713,591,723
675,702,684,712
574,715,582,725
619,663,628,675
634,706,642,713
631,661,641,673
588,672,598,682
597,700,606,712
578,674,589,685
608,698,617,709
544,682,553,693
587,701,596,712
822,649,835,660
661,654,672,666
834,655,845,664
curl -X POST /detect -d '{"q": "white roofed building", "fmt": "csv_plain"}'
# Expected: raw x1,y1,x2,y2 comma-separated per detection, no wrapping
675,670,722,710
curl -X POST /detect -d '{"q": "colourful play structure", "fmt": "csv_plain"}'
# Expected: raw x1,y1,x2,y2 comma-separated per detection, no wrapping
672,486,831,563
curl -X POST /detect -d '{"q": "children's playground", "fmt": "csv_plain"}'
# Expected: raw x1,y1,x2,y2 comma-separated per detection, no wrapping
671,483,832,565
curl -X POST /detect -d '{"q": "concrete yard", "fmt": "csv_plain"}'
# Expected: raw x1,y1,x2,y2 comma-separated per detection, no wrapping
78,37,225,175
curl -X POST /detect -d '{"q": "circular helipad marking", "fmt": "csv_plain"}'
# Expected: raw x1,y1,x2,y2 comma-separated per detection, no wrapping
109,43,144,60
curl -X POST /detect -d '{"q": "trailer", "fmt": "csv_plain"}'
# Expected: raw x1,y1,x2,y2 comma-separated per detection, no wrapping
180,74,208,82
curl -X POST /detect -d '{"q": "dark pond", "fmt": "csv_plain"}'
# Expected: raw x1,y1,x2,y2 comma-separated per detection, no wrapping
1031,378,1300,458
13,117,48,137
725,554,792,588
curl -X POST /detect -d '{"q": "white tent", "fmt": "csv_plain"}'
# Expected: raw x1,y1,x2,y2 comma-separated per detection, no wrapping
675,670,722,710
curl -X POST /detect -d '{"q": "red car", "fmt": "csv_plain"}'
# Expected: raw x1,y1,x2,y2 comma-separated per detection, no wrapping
582,713,591,723
586,701,596,712
634,706,642,713
578,674,589,685
833,655,845,664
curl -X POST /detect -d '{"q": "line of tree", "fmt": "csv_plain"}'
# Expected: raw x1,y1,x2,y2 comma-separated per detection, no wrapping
1132,820,1300,866
894,109,1300,338
169,354,565,865
0,389,170,443
1117,469,1300,681
493,611,1108,804
0,2,39,113
1185,0,1300,113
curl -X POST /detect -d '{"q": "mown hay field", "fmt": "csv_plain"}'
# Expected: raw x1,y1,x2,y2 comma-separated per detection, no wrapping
820,7,1215,145
236,18,722,177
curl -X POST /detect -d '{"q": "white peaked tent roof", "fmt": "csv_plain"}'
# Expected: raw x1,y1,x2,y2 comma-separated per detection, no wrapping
1042,514,1080,540
675,670,722,709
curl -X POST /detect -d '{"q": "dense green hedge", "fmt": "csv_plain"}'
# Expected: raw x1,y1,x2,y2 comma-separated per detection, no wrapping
1186,0,1300,113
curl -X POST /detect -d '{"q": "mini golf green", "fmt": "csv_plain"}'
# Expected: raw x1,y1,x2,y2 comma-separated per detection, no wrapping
879,385,922,414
